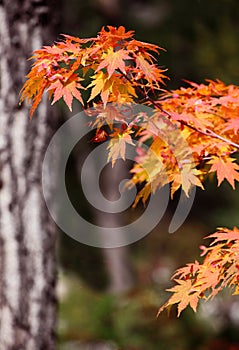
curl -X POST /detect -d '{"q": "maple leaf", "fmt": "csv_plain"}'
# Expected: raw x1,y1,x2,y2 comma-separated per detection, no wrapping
206,227,239,244
88,71,137,106
224,118,239,134
87,71,108,103
107,129,134,166
208,157,239,189
135,54,166,84
98,25,135,42
88,104,128,130
91,129,108,143
96,47,131,78
130,152,164,186
171,165,204,197
127,39,162,55
131,183,152,208
48,75,84,111
172,261,200,280
20,69,48,118
158,226,239,317
193,265,221,296
110,78,137,103
62,33,96,44
158,279,199,317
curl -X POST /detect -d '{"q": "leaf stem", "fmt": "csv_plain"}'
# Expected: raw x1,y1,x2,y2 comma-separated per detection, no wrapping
120,70,239,150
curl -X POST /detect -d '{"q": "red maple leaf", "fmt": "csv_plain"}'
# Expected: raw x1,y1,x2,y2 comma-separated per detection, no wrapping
91,129,108,143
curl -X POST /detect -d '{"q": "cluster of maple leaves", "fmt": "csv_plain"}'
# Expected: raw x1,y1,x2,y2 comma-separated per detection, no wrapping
20,26,239,316
158,227,239,316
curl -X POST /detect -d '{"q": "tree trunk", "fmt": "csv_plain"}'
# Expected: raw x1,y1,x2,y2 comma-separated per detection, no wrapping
99,162,135,293
76,146,135,293
0,1,59,349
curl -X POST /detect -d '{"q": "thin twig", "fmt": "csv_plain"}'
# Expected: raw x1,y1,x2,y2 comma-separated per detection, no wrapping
120,70,239,150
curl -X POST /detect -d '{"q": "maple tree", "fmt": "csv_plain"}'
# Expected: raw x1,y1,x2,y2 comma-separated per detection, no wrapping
20,26,239,317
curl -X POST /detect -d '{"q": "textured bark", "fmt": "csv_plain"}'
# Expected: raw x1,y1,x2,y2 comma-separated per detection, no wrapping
0,1,59,349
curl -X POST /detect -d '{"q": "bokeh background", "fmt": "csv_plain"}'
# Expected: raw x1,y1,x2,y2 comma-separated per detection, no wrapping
53,1,239,349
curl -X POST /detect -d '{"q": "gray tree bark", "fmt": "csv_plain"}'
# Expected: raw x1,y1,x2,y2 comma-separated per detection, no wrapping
0,0,59,349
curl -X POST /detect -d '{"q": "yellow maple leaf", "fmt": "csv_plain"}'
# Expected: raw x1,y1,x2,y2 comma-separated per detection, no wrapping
171,164,204,197
107,130,134,166
87,71,108,103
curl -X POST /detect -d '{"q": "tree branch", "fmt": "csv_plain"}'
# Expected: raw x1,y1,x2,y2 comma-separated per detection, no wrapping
120,71,239,150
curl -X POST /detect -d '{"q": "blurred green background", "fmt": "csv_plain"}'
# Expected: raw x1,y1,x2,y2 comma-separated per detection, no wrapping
55,1,239,349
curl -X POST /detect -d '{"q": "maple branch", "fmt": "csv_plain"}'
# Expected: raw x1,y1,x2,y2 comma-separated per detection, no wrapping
204,128,239,149
120,71,239,151
180,122,239,150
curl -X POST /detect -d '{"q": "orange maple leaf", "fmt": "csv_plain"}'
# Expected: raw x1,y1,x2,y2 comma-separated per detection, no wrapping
224,118,239,134
158,279,199,317
135,54,166,85
98,25,135,42
193,265,221,296
96,47,131,78
208,157,239,189
48,75,84,111
206,227,239,244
